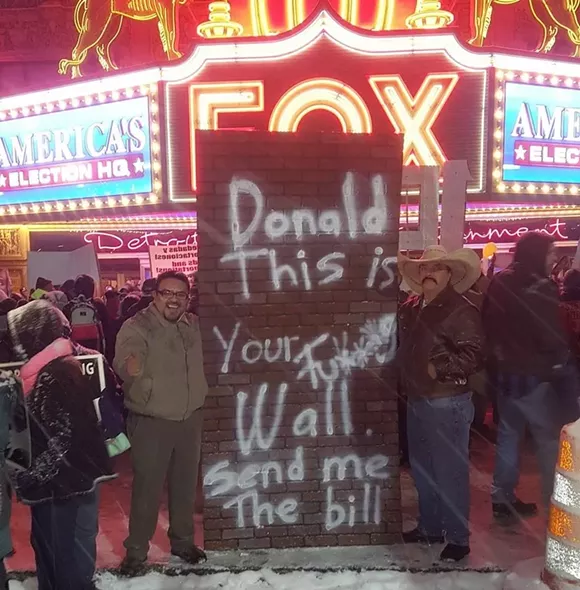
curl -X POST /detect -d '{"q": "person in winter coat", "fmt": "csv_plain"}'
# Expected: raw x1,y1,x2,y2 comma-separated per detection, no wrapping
0,373,18,590
114,271,207,576
561,269,580,364
397,245,483,562
483,232,569,519
5,300,115,590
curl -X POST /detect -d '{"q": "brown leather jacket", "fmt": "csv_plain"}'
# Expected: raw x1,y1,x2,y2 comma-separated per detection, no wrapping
397,285,484,399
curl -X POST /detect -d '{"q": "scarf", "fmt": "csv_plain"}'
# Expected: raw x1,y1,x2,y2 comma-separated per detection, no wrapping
19,338,74,397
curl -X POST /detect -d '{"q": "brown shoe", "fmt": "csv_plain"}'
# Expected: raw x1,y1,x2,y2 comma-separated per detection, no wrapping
171,545,207,565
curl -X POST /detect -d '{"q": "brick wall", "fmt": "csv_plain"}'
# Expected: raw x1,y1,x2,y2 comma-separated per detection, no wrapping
196,129,403,550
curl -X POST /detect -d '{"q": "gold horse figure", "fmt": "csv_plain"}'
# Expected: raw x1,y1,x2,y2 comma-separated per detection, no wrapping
471,0,580,57
59,0,187,78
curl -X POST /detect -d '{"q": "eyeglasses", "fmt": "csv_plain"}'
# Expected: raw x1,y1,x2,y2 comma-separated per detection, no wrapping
157,289,189,301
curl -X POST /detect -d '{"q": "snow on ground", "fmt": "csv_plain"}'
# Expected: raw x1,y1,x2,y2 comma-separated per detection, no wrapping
7,569,508,590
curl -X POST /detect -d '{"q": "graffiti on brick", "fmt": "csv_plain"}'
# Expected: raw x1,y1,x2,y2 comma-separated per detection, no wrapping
204,171,398,532
220,174,394,299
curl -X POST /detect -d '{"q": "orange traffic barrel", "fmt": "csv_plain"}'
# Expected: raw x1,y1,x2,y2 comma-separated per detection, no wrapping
543,421,580,589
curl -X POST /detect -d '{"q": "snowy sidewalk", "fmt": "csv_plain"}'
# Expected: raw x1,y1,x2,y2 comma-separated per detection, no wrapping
8,568,507,590
5,431,549,588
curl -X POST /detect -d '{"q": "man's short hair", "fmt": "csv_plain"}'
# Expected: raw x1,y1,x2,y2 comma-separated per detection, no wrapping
141,278,157,295
74,274,96,299
155,271,190,292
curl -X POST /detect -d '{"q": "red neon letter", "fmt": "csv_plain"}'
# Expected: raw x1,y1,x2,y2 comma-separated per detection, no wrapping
269,78,372,134
369,74,459,166
188,82,264,192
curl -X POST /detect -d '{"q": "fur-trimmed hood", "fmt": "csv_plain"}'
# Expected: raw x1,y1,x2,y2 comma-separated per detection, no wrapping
7,300,70,362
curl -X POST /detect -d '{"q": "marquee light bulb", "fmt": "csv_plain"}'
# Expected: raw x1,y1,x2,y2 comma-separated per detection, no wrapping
551,76,559,85
56,202,64,211
521,73,530,82
572,186,579,195
32,204,40,213
536,74,545,83
542,185,550,194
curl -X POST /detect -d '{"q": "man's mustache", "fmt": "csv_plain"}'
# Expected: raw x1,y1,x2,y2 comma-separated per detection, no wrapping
422,276,437,285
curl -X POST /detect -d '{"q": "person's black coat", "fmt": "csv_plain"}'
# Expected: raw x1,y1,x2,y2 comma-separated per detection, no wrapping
5,301,115,504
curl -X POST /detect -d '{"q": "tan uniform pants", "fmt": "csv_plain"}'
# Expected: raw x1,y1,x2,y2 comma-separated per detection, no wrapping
124,409,203,560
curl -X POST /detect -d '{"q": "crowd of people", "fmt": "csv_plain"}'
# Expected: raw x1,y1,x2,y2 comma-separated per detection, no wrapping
0,270,206,589
0,231,573,587
395,232,580,563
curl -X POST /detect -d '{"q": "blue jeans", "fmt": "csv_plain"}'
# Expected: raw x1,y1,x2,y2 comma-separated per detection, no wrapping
407,392,474,546
492,374,561,507
31,490,99,590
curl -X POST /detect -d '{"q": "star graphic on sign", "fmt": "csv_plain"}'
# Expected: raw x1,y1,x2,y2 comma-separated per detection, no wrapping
0,174,6,188
514,145,527,160
133,158,145,173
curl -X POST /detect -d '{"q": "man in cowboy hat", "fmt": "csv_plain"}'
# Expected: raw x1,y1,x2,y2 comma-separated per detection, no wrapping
397,244,483,562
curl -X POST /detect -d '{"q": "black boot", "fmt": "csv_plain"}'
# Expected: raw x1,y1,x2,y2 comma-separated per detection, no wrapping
402,528,445,544
440,544,470,562
493,498,538,519
119,555,147,577
171,545,207,565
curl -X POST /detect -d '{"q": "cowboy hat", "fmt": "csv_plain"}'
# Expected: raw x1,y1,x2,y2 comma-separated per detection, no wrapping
398,245,481,295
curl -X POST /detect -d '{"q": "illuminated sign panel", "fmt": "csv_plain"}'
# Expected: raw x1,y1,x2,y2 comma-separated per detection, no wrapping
494,71,580,196
165,31,487,201
0,97,152,205
503,82,580,184
0,82,162,215
29,229,197,255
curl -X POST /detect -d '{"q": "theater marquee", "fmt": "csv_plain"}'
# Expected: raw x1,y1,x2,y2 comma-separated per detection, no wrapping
494,70,580,196
163,11,488,202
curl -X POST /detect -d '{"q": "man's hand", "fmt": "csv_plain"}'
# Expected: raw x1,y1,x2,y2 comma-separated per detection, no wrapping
427,363,437,380
126,355,142,378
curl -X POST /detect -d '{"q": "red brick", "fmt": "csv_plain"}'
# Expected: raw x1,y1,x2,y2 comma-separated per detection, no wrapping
239,538,272,549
